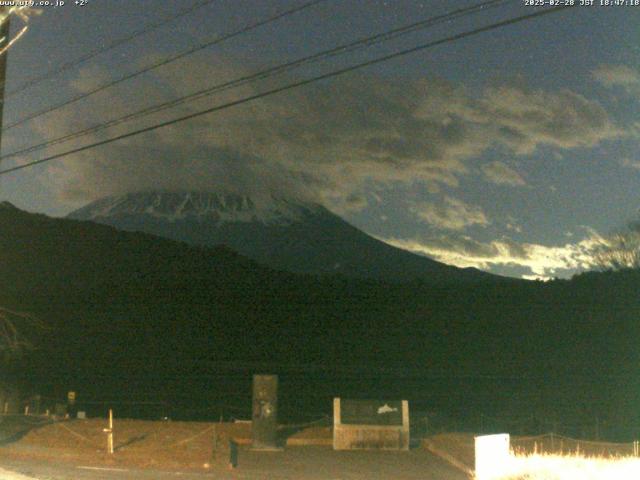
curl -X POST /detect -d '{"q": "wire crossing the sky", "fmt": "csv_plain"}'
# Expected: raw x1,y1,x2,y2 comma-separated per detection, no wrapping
0,5,572,177
0,0,219,98
2,0,329,131
0,0,511,160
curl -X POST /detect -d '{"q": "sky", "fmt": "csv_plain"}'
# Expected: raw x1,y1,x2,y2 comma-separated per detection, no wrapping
0,0,638,280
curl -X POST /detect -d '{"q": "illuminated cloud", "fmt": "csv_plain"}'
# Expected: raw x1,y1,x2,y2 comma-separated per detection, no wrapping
471,86,620,154
506,218,523,233
592,64,640,95
382,233,603,278
622,158,640,170
16,57,622,212
67,65,113,94
521,274,553,282
481,161,526,186
410,196,489,231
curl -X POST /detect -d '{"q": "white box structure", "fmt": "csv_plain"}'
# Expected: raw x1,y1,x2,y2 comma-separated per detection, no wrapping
475,433,511,480
333,398,409,450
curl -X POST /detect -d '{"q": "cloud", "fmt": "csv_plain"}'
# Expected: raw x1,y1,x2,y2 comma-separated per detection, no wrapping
57,144,315,206
592,64,640,95
622,158,640,170
481,161,525,186
67,65,113,94
506,223,522,234
410,196,489,231
382,233,603,278
505,216,523,233
16,56,622,212
469,86,620,155
521,274,553,282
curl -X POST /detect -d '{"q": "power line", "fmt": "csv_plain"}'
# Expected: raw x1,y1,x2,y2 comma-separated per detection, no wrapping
1,0,218,98
3,0,329,131
1,0,510,160
0,5,571,177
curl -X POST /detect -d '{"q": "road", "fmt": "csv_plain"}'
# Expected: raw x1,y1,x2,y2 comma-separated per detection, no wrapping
0,446,471,479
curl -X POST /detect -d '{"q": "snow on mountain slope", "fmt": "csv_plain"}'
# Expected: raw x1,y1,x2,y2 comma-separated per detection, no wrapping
68,191,496,283
69,191,321,225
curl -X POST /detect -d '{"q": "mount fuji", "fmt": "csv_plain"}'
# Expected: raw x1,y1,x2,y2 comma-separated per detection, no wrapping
68,191,495,283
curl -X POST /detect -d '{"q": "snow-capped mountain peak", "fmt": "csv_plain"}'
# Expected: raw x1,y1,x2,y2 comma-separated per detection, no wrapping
69,191,321,225
68,190,494,283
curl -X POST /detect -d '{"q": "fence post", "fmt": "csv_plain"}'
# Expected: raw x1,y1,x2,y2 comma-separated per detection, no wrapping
102,409,114,454
108,409,114,454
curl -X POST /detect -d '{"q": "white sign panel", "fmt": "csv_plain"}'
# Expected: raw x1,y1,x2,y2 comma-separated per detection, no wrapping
475,433,511,480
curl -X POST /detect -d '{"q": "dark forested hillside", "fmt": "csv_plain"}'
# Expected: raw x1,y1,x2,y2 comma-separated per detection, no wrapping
1,203,639,438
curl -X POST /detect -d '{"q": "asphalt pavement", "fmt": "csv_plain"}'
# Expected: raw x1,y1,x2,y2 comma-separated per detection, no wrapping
0,446,471,480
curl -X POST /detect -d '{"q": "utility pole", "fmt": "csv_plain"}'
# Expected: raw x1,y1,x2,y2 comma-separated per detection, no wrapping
0,7,10,154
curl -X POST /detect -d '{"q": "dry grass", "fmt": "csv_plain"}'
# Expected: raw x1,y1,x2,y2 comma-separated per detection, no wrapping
485,452,640,480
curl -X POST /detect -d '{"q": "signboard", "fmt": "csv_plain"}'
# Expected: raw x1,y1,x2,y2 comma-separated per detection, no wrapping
340,399,403,426
475,434,511,480
333,398,409,450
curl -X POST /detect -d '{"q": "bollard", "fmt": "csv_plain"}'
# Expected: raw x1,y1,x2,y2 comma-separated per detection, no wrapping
229,439,238,469
108,409,114,454
102,409,114,454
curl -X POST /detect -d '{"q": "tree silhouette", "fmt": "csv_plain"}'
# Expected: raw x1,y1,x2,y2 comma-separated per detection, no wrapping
593,221,640,271
0,307,42,361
